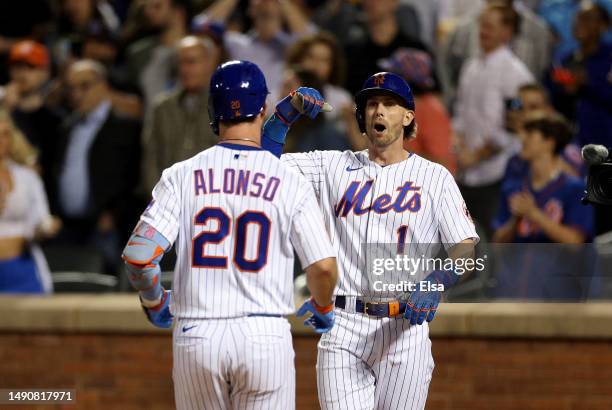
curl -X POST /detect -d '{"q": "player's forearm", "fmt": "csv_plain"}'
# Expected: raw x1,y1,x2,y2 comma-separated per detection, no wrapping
528,210,585,244
308,278,336,307
122,222,170,303
305,257,338,307
127,264,162,302
261,113,289,158
447,239,476,260
435,239,477,288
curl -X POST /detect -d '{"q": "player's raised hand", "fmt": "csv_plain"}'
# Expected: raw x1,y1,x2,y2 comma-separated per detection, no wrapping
141,289,174,328
296,298,335,333
275,87,331,125
291,87,334,118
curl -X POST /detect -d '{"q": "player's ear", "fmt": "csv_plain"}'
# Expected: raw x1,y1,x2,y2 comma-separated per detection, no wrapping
260,103,268,119
402,110,415,128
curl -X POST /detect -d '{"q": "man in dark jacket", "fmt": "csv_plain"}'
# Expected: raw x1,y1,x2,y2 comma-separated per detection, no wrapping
49,59,141,273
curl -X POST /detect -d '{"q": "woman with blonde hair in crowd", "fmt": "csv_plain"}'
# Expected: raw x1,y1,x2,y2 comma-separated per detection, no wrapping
0,110,60,293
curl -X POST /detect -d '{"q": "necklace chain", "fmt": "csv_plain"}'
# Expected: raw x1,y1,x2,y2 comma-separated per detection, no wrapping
220,138,261,147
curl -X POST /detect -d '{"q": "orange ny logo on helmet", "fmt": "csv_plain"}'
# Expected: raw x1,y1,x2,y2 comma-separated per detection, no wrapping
231,100,241,110
373,74,385,87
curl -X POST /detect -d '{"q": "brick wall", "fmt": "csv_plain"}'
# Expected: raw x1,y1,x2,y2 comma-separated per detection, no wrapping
2,333,612,409
428,338,612,410
0,333,173,410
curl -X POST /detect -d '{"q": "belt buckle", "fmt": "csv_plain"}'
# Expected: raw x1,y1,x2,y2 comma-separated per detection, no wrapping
364,301,383,318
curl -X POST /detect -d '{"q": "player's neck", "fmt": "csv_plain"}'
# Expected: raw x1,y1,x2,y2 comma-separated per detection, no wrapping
218,125,262,148
529,154,560,190
368,142,409,166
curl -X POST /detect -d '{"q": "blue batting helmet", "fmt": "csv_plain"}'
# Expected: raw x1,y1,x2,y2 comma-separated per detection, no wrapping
354,72,415,137
208,60,269,135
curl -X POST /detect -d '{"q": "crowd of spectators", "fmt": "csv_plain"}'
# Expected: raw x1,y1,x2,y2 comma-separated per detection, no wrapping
0,0,610,297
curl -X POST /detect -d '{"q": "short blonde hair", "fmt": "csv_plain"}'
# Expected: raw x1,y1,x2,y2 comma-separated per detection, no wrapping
0,109,38,166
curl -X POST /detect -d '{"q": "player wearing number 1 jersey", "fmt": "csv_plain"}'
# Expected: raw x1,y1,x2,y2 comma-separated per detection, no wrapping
263,72,479,409
122,60,338,410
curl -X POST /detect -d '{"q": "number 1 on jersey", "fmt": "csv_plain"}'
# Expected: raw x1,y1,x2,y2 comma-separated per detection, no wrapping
192,207,271,272
397,225,408,254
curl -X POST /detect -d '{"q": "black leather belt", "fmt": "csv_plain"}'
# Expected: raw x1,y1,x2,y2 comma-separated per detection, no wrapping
335,296,407,317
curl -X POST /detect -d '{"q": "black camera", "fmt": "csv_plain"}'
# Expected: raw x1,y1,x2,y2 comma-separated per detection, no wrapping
582,145,612,206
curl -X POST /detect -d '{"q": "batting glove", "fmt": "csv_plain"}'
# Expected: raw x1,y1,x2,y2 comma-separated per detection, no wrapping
403,283,441,325
141,288,173,328
403,269,460,325
296,298,335,333
275,87,325,125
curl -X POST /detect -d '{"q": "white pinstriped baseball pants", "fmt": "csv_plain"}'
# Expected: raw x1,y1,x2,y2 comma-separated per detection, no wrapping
317,306,434,410
173,316,295,410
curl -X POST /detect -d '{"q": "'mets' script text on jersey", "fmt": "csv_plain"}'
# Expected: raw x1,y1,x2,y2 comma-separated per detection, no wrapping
335,180,421,217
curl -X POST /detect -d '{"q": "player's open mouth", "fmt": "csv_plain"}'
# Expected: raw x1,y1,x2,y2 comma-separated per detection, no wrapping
373,123,387,136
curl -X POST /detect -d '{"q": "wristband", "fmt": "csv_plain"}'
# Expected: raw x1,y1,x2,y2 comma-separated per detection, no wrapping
311,297,334,314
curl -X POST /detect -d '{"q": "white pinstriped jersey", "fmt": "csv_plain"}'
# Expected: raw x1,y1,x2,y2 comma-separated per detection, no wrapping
141,143,334,318
282,150,479,299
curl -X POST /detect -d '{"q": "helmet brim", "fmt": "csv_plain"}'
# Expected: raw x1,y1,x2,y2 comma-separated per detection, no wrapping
355,87,414,111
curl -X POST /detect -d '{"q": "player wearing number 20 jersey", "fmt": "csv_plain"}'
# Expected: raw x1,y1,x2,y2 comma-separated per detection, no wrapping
141,143,334,318
124,60,337,410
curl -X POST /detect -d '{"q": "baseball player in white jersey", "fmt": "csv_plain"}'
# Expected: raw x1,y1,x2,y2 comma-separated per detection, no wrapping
261,72,479,409
121,60,338,410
